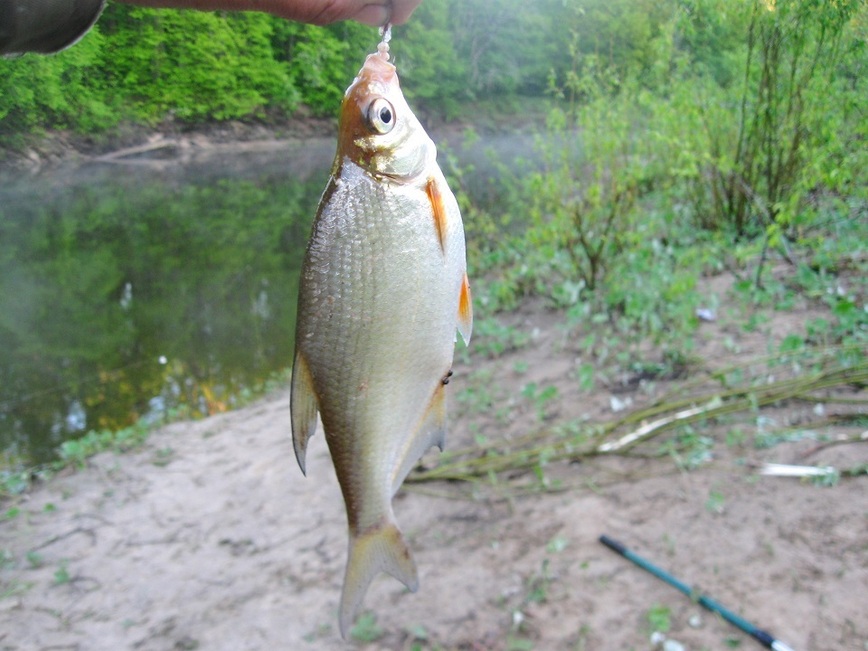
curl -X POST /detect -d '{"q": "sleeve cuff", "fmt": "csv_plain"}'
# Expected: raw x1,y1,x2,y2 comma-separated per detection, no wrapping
1,0,106,56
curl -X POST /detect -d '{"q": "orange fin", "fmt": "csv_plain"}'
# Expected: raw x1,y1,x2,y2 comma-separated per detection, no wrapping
457,273,473,345
426,176,448,254
290,351,319,475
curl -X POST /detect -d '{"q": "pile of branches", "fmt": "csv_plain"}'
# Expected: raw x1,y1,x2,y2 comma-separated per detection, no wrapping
408,344,867,489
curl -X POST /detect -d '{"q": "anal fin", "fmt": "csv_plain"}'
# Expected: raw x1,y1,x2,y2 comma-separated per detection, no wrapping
290,350,319,475
392,384,447,494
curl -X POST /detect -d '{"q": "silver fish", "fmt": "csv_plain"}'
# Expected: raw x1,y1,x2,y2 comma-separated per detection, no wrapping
290,45,472,637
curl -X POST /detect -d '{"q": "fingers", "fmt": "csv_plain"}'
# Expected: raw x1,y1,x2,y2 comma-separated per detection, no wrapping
386,0,423,25
330,1,423,27
350,4,392,27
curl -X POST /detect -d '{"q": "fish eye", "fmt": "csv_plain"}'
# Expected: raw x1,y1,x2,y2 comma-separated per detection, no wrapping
367,98,395,134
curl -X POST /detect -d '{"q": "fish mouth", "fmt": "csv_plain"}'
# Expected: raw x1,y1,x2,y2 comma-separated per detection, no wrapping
357,52,398,87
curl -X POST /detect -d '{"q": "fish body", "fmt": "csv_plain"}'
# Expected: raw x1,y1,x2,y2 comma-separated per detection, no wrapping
290,50,472,637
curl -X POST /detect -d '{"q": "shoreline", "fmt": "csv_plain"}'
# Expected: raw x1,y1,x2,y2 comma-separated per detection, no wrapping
0,116,339,173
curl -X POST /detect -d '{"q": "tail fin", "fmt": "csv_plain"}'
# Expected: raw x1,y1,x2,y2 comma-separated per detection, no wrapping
339,517,419,638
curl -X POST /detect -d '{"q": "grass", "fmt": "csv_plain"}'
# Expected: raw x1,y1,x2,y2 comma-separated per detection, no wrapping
647,603,672,634
53,561,71,586
151,447,175,467
349,612,383,643
521,383,560,422
3,506,20,520
524,559,553,605
26,551,44,569
0,578,34,600
506,637,535,651
705,490,726,515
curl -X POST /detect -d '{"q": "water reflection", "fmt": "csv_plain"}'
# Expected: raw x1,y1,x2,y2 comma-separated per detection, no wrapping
1,141,334,465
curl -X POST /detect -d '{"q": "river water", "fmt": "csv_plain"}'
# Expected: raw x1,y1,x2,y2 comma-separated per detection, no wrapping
0,131,539,467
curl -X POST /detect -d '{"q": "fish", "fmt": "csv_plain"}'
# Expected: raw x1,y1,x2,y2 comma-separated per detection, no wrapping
289,39,473,638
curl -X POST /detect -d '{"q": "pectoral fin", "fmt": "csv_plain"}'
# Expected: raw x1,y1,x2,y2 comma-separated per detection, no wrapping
339,517,418,639
457,273,473,345
290,350,319,475
426,176,448,254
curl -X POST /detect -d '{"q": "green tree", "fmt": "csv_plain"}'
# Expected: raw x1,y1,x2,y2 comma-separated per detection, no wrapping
449,0,565,97
682,0,864,240
554,0,679,85
393,1,468,113
271,20,372,115
674,0,752,87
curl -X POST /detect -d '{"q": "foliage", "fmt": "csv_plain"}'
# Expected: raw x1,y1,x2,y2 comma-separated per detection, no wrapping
558,0,676,84
0,0,707,140
394,1,468,115
56,421,151,469
450,0,866,374
0,28,114,143
2,0,863,165
98,7,297,122
668,0,864,241
534,64,652,292
447,0,564,97
271,20,371,116
675,0,752,87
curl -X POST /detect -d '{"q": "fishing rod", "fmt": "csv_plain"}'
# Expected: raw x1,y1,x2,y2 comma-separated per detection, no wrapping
599,535,795,651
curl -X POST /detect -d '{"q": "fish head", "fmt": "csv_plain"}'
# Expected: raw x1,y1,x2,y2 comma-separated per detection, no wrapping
338,52,435,180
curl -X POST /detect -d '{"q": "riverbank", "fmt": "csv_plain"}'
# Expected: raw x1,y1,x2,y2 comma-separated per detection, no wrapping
1,284,866,650
0,115,339,173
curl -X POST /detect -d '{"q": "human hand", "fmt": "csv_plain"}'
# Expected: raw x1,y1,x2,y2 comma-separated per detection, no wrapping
116,0,423,26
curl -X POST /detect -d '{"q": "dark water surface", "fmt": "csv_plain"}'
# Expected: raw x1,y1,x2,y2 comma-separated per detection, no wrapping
0,140,336,466
0,132,537,467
